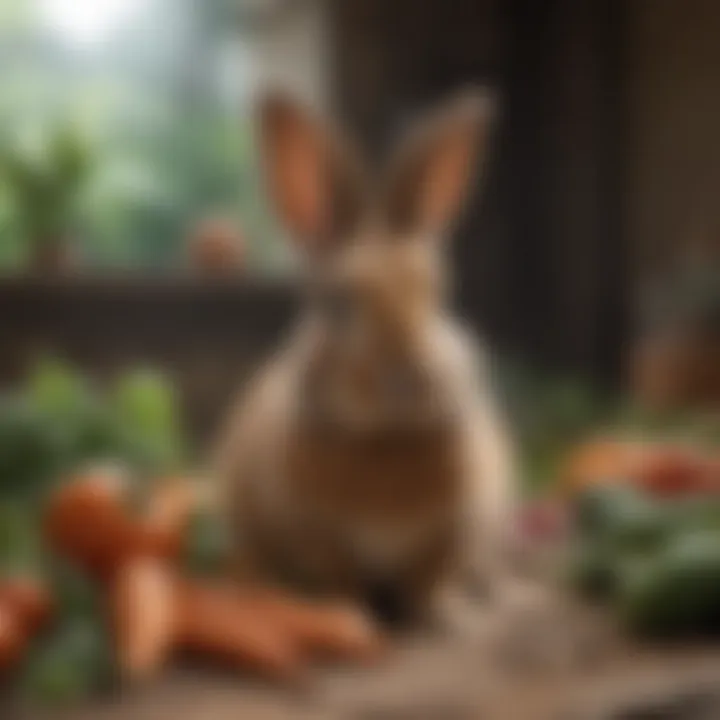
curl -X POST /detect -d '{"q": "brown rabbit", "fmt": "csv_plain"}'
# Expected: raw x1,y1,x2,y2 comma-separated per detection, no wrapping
214,90,516,626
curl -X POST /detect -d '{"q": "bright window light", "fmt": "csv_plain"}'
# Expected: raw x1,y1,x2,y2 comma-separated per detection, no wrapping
37,0,145,48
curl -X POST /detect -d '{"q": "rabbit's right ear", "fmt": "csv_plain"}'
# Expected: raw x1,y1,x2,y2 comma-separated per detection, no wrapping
257,93,367,256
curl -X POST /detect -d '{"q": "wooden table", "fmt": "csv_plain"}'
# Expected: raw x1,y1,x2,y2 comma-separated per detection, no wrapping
11,601,720,720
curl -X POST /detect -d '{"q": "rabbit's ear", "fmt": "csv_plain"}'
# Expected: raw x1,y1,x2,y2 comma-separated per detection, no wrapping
257,92,367,256
383,90,494,238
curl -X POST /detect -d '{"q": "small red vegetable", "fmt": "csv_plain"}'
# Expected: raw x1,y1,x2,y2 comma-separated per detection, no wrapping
44,469,131,577
635,447,703,497
0,577,53,634
0,603,27,672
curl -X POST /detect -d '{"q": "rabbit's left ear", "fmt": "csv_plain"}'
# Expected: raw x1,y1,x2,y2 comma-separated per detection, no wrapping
383,90,495,238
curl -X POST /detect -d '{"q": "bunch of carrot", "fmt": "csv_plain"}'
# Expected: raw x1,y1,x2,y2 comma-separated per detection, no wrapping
8,468,384,687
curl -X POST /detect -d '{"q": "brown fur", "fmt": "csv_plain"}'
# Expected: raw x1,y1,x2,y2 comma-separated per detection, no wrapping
214,90,515,624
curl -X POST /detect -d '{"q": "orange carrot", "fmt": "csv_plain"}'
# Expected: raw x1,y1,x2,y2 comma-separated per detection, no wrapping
175,581,302,682
45,472,201,578
243,589,385,663
0,577,53,634
0,602,27,672
45,473,383,683
44,469,132,576
133,477,198,561
112,557,177,683
559,439,649,496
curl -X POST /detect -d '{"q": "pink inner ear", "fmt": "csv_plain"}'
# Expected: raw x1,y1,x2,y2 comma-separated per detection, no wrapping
283,146,328,241
418,130,475,231
268,111,332,247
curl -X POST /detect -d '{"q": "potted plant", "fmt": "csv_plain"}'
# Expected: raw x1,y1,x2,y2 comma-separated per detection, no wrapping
629,255,720,411
0,125,92,274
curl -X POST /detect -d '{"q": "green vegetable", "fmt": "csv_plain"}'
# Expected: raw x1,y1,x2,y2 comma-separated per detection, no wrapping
46,559,104,621
0,359,188,502
575,485,669,552
112,369,184,473
15,559,116,707
669,496,720,534
567,541,618,601
0,503,43,576
21,616,115,707
618,530,720,638
26,358,91,421
575,485,637,537
0,395,68,500
569,485,674,606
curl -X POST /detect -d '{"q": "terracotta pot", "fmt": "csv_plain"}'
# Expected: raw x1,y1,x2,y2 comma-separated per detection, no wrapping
628,328,720,411
187,218,245,275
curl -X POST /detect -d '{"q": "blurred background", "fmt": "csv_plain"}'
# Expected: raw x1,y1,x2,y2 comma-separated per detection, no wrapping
0,0,283,271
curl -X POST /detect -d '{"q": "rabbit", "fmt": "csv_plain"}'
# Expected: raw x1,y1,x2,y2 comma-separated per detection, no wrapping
213,89,518,628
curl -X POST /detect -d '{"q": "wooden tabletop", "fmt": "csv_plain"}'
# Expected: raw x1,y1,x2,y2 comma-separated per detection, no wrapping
11,599,720,720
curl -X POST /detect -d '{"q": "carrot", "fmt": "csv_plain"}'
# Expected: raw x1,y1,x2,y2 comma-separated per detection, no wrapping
45,471,201,578
0,602,27,672
175,581,302,683
285,603,384,663
133,477,198,561
45,472,382,682
242,590,385,663
112,557,177,683
559,439,649,496
0,577,53,634
44,469,132,576
45,471,204,579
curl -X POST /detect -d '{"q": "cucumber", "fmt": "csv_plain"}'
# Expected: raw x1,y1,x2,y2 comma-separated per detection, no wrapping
669,496,720,534
575,485,642,537
575,485,669,552
570,485,673,606
21,616,115,707
618,530,720,638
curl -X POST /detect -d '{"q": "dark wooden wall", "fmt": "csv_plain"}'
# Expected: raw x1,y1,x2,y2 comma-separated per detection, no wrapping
330,0,628,382
0,278,299,446
626,0,720,273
